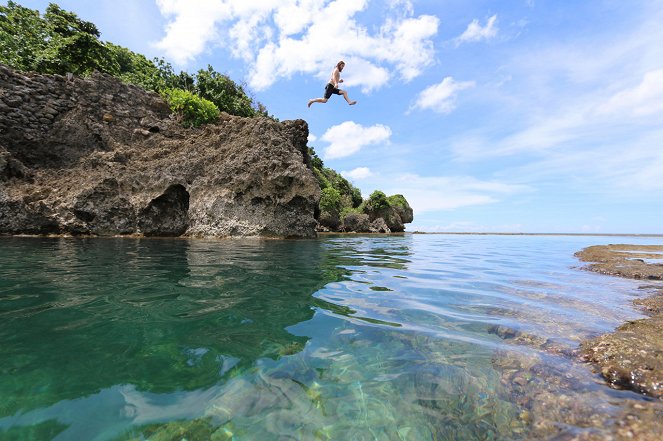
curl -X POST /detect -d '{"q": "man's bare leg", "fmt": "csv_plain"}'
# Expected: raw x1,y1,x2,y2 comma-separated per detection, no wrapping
308,97,328,107
341,90,357,105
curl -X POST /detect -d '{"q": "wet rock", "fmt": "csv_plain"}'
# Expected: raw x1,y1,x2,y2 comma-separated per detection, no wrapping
575,244,663,280
492,349,663,441
634,293,663,315
72,178,137,235
580,313,663,399
576,244,663,400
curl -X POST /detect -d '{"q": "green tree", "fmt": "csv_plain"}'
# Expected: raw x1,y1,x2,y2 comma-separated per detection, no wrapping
308,147,324,170
107,43,159,89
319,187,342,214
365,190,390,212
0,1,49,71
195,65,256,117
35,4,117,75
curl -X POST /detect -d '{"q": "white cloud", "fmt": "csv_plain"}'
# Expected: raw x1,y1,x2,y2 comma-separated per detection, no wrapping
153,0,231,64
153,0,439,91
456,15,498,46
321,121,392,159
411,77,475,113
382,174,530,213
599,69,663,117
341,58,391,94
341,167,374,180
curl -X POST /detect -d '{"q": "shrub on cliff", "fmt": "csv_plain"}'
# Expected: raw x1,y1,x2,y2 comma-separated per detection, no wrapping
365,190,390,212
309,147,362,208
161,88,220,128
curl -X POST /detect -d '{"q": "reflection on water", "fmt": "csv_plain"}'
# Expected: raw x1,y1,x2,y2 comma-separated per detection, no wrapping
0,234,662,440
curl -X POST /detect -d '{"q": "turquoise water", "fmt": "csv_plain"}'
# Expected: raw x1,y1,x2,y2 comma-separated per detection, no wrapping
1,234,662,440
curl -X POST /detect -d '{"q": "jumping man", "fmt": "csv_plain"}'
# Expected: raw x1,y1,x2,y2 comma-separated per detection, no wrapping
308,61,357,107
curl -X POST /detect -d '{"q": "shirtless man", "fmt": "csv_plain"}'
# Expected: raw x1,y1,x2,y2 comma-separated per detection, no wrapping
308,61,357,107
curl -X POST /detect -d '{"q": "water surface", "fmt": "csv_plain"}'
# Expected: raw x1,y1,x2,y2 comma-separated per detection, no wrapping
1,234,662,440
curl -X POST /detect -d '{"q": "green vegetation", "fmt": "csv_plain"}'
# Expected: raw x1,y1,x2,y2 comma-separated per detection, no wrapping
0,1,272,123
308,148,412,230
319,187,342,214
365,190,390,212
309,147,363,225
160,88,220,128
387,194,409,210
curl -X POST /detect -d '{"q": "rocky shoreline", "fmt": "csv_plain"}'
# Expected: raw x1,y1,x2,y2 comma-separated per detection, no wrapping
484,243,663,440
575,244,663,400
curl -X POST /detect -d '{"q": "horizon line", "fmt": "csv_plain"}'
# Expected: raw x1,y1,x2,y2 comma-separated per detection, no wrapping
409,232,663,237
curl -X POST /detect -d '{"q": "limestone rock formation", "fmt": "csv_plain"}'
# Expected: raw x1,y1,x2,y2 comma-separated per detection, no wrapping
0,64,320,237
341,213,371,233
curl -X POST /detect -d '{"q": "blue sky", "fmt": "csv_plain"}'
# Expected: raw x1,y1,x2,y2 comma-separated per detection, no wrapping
10,0,663,234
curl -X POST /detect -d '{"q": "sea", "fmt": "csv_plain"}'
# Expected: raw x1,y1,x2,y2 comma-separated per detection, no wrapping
1,234,662,440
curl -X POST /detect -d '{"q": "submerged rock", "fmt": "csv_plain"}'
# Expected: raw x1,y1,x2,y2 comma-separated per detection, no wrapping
492,349,663,441
0,64,319,237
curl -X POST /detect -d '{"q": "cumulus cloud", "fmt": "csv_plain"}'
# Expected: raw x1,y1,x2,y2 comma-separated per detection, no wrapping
411,77,475,113
153,0,230,64
321,121,392,159
455,15,498,45
341,167,374,180
153,0,439,91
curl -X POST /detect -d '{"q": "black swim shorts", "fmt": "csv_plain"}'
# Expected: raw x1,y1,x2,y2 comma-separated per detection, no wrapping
324,83,341,99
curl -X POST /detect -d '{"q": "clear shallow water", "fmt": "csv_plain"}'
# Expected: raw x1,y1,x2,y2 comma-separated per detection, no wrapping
1,234,662,440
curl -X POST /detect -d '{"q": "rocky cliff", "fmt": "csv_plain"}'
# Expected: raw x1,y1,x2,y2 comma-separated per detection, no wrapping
0,64,320,238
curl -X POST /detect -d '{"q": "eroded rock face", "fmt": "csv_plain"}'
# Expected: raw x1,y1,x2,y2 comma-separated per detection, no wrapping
138,184,190,237
0,64,320,237
341,213,370,233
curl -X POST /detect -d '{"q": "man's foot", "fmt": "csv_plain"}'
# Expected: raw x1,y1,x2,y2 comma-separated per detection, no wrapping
307,100,313,108
349,100,357,105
